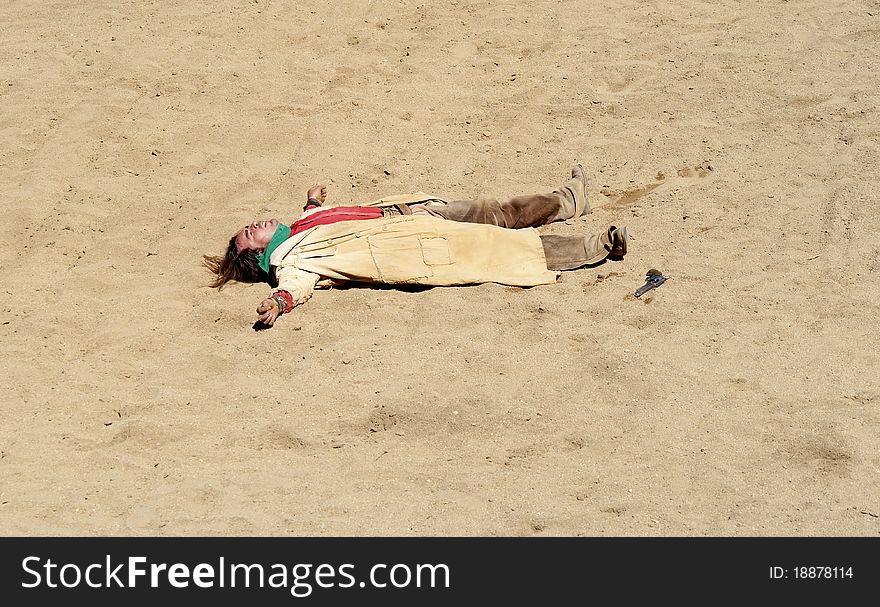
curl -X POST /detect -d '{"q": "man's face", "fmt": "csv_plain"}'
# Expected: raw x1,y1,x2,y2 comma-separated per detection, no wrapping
235,219,279,253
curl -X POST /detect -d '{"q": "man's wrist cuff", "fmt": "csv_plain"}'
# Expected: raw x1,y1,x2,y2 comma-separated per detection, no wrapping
271,290,294,315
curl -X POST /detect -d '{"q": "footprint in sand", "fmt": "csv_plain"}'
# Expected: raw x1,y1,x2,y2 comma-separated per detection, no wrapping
594,59,658,95
599,164,714,211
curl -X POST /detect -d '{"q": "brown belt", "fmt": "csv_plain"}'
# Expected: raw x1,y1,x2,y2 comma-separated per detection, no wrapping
381,204,412,217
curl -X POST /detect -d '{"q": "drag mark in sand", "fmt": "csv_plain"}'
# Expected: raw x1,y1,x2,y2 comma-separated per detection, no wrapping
600,165,713,210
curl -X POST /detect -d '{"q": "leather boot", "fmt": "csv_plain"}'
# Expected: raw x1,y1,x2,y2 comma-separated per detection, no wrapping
540,225,628,271
608,225,627,258
570,164,590,216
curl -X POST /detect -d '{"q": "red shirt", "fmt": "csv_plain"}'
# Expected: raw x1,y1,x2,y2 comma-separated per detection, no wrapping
290,206,383,237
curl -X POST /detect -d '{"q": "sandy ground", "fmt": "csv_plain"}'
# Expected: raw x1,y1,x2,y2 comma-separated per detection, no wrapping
1,0,878,536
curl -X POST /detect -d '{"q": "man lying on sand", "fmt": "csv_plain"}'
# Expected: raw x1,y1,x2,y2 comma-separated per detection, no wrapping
204,165,628,326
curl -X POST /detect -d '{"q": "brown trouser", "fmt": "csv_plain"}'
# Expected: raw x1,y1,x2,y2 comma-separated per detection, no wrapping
407,176,622,270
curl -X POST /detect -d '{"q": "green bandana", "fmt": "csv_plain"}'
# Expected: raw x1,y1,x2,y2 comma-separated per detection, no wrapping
255,223,291,273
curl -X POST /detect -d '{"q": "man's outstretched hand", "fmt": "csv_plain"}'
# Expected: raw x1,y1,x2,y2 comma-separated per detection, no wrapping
257,298,281,326
307,184,327,204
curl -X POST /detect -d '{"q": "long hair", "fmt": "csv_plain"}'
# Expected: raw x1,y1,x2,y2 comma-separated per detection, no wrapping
202,235,269,290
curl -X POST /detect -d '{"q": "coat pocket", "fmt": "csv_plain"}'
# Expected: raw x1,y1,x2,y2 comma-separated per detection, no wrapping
367,233,433,283
295,246,337,259
419,237,452,266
